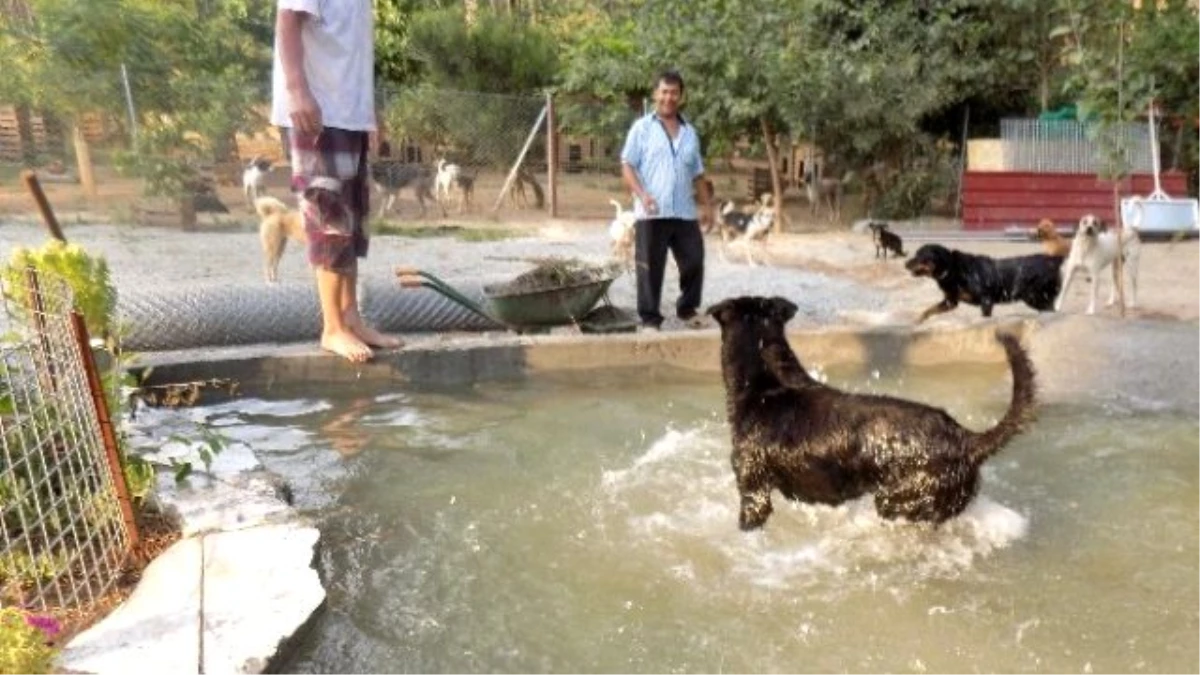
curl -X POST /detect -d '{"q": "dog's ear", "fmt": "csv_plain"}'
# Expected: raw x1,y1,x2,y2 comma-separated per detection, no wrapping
768,297,798,323
706,298,738,325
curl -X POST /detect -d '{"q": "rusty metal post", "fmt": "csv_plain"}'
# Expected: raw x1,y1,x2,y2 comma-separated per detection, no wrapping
23,267,59,394
546,91,558,218
69,311,141,550
21,170,67,243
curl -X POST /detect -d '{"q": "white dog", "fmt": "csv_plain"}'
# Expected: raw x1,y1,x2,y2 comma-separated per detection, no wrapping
608,198,637,261
435,158,461,204
242,156,272,210
1054,213,1141,314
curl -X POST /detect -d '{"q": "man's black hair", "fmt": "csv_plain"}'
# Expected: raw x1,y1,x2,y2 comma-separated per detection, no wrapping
656,69,685,92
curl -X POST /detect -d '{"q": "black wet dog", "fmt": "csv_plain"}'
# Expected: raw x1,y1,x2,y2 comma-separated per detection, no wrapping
867,221,905,259
905,243,1063,323
706,296,1037,530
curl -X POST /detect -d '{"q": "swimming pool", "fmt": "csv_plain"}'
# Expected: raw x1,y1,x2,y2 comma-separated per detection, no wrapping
140,359,1198,673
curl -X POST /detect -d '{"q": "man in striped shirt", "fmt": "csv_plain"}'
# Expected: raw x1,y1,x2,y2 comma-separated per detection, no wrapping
620,70,713,331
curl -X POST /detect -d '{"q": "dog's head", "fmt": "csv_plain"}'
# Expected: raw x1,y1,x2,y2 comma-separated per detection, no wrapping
1078,214,1107,237
707,296,800,382
867,221,889,233
1034,218,1059,241
905,244,951,278
707,296,797,330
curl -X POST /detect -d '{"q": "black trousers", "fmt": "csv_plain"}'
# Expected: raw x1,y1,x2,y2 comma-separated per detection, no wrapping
634,218,705,326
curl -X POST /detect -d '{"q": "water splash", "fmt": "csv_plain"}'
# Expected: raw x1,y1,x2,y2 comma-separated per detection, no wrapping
597,423,1029,592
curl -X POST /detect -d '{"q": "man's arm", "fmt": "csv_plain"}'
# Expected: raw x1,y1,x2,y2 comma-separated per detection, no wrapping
694,174,712,228
277,9,322,134
621,162,656,214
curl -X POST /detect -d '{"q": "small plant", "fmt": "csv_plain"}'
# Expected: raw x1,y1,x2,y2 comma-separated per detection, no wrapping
1,241,116,341
165,427,229,486
0,607,60,675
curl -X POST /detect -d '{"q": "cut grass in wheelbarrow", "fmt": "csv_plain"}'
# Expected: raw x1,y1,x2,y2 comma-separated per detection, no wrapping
396,258,637,334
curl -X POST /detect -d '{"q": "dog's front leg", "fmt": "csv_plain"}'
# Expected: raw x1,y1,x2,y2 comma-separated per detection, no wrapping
733,449,774,530
1085,269,1099,314
917,298,956,324
1053,265,1078,312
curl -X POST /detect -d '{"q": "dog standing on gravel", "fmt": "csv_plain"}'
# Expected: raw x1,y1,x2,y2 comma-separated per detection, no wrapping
255,196,306,283
706,295,1037,530
608,199,637,262
1054,213,1141,314
867,221,905,259
905,244,1063,323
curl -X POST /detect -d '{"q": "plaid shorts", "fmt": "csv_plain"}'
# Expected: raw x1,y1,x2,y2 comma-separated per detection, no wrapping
288,128,370,272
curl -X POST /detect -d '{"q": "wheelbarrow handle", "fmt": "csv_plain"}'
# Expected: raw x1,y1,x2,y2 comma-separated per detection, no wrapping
395,269,503,327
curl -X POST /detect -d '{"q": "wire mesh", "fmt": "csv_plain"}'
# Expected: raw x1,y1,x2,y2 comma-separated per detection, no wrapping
1000,118,1154,174
377,86,549,217
0,270,131,612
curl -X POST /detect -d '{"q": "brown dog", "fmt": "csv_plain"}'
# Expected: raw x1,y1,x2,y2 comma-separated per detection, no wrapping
1034,219,1071,257
255,196,306,283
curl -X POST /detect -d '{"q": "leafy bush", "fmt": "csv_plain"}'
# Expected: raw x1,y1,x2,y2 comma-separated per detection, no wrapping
0,607,59,674
2,241,116,341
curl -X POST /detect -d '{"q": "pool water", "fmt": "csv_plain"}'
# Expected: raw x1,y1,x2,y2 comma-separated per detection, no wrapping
140,362,1198,673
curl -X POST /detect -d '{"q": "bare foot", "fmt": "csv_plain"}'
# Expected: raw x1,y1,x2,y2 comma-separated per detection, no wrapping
345,314,403,349
321,330,374,363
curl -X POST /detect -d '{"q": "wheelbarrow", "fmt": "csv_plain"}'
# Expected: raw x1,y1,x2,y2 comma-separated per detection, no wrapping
395,265,637,334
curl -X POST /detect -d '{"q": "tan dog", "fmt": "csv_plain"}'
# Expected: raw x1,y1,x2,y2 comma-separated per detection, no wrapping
1034,218,1071,257
255,196,306,283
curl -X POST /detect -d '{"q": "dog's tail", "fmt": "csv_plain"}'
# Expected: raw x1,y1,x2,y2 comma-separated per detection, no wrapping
254,196,290,219
969,331,1037,465
609,199,624,218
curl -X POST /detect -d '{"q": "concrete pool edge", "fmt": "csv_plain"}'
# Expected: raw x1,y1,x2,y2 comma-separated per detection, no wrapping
132,317,1044,392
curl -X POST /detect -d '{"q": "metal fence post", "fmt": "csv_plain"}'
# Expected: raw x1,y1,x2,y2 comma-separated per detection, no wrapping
69,310,141,550
546,91,558,218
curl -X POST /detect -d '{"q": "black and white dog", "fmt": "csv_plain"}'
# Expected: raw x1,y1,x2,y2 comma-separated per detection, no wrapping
371,160,442,218
242,156,272,210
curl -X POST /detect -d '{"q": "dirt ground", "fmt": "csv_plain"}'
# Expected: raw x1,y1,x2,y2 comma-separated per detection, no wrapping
1,168,1196,325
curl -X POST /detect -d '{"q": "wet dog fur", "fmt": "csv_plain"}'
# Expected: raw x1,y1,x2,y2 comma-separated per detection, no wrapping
706,296,1037,530
905,243,1063,323
255,196,306,283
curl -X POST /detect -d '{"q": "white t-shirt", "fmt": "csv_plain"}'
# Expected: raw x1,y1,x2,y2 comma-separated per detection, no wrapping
271,0,375,131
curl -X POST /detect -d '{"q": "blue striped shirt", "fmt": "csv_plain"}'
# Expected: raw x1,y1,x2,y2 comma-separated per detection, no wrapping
620,112,705,221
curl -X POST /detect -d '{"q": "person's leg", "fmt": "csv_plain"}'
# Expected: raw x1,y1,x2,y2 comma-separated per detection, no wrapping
293,127,374,362
340,132,402,349
671,219,706,320
635,219,670,328
316,265,372,363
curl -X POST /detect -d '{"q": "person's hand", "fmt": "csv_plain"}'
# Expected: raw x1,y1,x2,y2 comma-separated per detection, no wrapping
698,204,713,230
289,87,323,136
643,194,658,215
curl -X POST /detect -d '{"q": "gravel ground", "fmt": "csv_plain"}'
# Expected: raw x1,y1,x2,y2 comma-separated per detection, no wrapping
2,215,1195,340
0,218,894,333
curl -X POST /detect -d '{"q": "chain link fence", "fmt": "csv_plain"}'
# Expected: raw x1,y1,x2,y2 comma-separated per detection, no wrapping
0,269,134,612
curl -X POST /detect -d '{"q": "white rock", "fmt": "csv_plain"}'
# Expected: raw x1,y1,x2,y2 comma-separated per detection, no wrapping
59,537,202,675
201,523,325,674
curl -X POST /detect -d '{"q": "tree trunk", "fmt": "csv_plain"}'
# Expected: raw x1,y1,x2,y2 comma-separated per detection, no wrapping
15,104,36,166
71,122,97,198
760,116,786,234
1039,65,1051,113
179,194,197,231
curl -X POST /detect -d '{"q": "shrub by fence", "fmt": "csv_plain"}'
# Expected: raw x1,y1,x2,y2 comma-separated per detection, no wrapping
0,269,136,612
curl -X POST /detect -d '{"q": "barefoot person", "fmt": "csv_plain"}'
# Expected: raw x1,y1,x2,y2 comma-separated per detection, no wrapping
272,0,401,362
